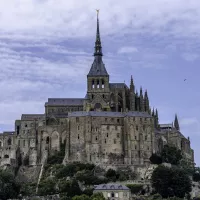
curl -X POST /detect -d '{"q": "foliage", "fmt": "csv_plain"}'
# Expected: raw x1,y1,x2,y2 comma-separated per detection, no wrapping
76,170,108,185
0,169,21,200
91,192,106,200
58,179,82,197
126,184,143,194
83,188,94,196
72,194,90,200
37,178,57,196
161,145,182,165
20,182,36,196
150,153,162,165
151,165,192,198
105,168,116,177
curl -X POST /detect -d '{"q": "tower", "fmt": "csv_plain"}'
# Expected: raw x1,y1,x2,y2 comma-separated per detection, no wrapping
86,10,110,111
129,76,135,111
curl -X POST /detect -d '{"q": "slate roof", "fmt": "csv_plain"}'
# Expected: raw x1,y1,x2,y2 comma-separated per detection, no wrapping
21,114,45,121
110,83,129,89
160,124,173,128
68,111,152,118
94,184,130,191
87,56,109,76
46,98,85,106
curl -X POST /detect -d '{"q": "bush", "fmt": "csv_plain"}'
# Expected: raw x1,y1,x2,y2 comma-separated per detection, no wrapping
126,184,143,194
72,194,90,200
38,178,57,196
193,172,200,182
0,169,21,200
83,188,94,196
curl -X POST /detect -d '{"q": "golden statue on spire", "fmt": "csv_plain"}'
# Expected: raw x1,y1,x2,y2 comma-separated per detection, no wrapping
96,9,100,16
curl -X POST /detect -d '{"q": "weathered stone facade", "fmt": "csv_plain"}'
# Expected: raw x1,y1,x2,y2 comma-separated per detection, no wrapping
0,12,194,169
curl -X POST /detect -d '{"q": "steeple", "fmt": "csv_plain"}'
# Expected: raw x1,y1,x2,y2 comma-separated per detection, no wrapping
174,114,180,131
140,87,144,111
144,90,149,112
94,9,102,56
87,10,109,77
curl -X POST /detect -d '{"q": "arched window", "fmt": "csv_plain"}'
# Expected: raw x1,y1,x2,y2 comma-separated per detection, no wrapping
46,137,49,144
102,79,105,88
97,80,99,88
92,80,95,89
4,155,9,158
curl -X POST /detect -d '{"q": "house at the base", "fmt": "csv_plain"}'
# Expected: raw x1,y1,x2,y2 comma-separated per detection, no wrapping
94,184,131,200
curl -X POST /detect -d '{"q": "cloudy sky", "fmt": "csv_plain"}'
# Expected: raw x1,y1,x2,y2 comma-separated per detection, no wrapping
0,0,200,166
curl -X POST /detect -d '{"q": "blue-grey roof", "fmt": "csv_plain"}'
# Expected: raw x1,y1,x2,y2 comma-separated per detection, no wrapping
87,56,108,76
110,83,129,89
68,111,152,118
46,98,85,106
21,114,45,120
94,184,130,191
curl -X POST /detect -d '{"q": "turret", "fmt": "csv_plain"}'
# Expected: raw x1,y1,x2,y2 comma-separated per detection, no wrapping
129,75,135,111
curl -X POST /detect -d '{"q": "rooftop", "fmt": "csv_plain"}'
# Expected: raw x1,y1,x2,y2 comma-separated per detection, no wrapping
94,184,130,191
46,98,85,106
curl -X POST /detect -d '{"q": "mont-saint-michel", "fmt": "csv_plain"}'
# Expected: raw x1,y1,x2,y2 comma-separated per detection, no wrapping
0,11,198,200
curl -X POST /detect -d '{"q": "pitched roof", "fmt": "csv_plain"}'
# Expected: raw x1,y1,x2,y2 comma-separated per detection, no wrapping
87,56,108,76
21,114,45,121
46,98,85,106
94,184,130,190
110,83,129,89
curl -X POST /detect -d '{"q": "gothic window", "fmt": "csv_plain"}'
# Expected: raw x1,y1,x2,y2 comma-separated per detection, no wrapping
92,94,94,99
23,140,25,147
17,126,20,135
92,80,95,89
78,134,79,139
97,80,99,88
7,138,11,146
117,133,120,138
102,79,104,88
136,126,138,131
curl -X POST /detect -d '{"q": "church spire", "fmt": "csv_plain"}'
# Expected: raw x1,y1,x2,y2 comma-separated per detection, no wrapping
174,114,180,131
94,9,102,56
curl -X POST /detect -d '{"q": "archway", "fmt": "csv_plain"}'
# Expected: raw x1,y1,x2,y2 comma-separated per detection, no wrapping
94,103,102,111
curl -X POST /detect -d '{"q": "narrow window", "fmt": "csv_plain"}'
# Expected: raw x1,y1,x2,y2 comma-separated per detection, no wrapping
97,80,99,88
102,79,105,88
23,140,25,147
136,126,138,131
107,133,108,137
78,134,79,139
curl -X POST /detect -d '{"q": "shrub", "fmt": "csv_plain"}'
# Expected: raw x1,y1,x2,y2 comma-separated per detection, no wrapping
150,153,162,165
37,178,57,196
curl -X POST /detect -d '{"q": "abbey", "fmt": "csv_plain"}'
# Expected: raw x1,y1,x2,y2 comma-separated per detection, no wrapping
0,13,194,168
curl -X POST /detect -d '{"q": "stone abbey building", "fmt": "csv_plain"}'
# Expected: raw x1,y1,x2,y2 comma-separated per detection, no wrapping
0,13,194,169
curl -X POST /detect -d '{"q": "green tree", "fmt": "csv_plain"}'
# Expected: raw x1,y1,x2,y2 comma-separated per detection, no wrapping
151,165,191,198
150,153,162,164
91,192,106,200
0,169,21,200
72,194,90,200
38,178,57,196
161,145,182,165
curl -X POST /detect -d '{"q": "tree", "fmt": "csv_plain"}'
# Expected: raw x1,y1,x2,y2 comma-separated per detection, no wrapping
150,153,162,165
72,194,90,200
161,145,182,165
91,192,106,200
38,178,57,196
0,169,21,200
151,165,192,198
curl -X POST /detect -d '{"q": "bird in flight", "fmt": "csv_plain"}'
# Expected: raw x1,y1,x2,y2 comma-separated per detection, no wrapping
184,79,187,81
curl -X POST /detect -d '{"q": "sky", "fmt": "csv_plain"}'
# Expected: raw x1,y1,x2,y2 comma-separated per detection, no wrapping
0,0,199,166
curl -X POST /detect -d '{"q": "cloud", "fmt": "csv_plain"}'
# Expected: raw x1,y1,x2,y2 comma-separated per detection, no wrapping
118,47,138,54
181,53,199,61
